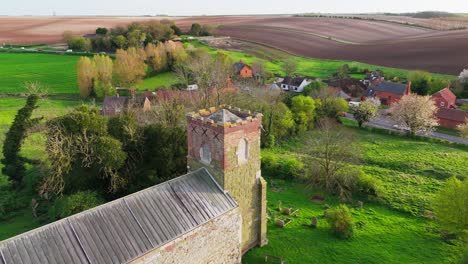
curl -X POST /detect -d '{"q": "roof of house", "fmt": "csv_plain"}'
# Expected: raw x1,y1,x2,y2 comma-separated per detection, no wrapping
281,77,307,87
233,62,251,73
432,87,456,102
0,168,237,264
437,108,468,122
102,96,128,110
367,81,408,96
338,90,351,100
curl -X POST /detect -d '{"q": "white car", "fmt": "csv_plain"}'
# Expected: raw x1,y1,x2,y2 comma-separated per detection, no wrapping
348,101,360,107
66,49,73,52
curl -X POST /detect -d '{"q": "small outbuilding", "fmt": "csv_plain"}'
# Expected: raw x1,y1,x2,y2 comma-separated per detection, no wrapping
366,81,411,105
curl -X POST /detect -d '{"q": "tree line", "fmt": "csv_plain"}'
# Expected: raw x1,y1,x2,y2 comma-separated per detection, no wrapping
64,20,215,52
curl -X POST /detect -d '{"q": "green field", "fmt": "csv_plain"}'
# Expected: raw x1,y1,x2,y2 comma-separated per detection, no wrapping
0,53,80,96
243,125,467,263
136,72,182,90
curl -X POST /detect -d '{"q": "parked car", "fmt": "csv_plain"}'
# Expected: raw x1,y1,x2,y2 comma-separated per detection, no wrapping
348,101,360,107
66,49,73,52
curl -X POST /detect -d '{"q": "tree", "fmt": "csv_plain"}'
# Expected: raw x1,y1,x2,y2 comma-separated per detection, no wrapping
282,59,298,77
171,24,182,36
251,60,268,83
190,23,202,36
2,93,42,184
459,68,468,83
95,27,108,35
77,57,96,97
303,81,327,96
290,95,316,133
112,35,128,49
50,191,104,219
457,118,468,138
408,71,432,95
326,204,354,239
335,64,350,79
200,24,216,36
351,100,379,127
113,47,147,87
93,55,114,98
262,101,294,147
432,177,467,240
305,118,361,200
67,36,91,51
317,97,349,118
390,94,438,135
42,105,127,195
127,30,146,48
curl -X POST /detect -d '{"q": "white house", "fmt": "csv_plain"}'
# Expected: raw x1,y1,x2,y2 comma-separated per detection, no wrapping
280,77,313,93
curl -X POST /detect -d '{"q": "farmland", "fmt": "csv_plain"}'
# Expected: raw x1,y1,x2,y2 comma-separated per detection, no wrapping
1,15,468,74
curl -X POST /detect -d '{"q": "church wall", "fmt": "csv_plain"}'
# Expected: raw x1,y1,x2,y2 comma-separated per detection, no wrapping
130,207,242,264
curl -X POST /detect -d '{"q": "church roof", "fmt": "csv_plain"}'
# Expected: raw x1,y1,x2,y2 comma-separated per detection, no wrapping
208,109,242,124
0,168,237,264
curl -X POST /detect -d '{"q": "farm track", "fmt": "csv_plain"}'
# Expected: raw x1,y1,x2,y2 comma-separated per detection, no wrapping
1,16,468,74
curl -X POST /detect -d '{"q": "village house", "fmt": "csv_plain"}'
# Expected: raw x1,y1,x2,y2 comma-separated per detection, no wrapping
280,77,312,93
431,87,457,109
366,81,411,105
233,61,254,78
0,106,268,264
436,108,468,128
101,95,151,117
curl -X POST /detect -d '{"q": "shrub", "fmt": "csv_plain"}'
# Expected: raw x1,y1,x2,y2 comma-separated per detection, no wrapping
261,152,303,180
49,191,104,220
357,173,383,197
326,204,354,239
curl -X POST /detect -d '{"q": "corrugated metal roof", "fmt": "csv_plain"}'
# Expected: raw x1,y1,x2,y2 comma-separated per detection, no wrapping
0,168,237,264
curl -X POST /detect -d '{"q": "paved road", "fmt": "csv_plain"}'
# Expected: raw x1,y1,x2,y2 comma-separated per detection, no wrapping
346,113,468,145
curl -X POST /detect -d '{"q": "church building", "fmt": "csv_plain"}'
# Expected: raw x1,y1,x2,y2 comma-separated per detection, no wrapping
0,106,268,264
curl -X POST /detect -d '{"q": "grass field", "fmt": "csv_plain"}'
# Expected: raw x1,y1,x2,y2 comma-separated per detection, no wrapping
136,72,182,90
0,53,79,96
243,125,468,263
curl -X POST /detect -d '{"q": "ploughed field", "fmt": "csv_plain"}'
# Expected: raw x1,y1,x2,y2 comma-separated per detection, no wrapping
2,15,468,74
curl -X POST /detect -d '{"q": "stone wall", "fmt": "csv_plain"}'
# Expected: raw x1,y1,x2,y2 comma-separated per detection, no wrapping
130,208,242,264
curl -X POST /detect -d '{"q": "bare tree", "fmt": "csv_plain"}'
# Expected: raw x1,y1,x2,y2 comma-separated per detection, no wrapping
282,59,298,77
390,94,439,135
304,118,361,200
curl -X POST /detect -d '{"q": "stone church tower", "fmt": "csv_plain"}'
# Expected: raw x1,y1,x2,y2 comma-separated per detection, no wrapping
187,106,268,252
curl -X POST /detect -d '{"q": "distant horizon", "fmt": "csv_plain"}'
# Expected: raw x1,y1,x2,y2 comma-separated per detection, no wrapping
0,11,467,17
2,0,467,17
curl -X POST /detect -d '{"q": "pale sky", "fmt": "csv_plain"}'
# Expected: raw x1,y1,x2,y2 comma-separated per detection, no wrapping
1,0,467,16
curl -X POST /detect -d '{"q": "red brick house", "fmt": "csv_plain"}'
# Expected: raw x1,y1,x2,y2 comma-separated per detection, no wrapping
366,81,411,105
436,108,468,128
233,61,253,78
431,87,457,109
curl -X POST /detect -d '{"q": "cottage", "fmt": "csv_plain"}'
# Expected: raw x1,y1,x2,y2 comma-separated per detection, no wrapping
366,81,411,105
233,61,254,78
431,87,457,109
436,108,468,128
280,77,312,93
101,95,129,117
0,106,268,264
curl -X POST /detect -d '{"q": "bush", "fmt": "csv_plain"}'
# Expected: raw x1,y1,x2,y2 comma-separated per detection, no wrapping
326,204,354,239
49,191,104,220
357,173,383,197
262,152,303,180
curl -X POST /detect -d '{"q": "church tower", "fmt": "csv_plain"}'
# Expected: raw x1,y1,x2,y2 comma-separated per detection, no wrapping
187,106,268,252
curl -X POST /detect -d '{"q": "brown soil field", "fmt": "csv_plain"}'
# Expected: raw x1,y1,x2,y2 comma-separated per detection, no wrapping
1,16,467,74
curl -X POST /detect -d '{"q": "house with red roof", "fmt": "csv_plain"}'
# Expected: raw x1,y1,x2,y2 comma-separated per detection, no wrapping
365,81,411,105
436,108,468,128
431,87,457,109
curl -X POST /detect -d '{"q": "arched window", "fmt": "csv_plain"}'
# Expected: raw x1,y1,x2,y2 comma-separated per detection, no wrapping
200,144,211,164
237,138,249,164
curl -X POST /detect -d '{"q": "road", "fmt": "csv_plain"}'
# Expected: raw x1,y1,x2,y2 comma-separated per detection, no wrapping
345,113,468,145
